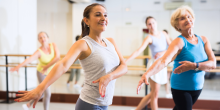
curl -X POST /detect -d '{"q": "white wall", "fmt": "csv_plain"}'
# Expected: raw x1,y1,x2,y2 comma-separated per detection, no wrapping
37,0,73,54
72,0,220,55
72,0,172,69
0,0,37,91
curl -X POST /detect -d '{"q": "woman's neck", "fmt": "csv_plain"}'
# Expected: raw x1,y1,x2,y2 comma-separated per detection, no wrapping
181,28,194,38
41,43,50,49
149,29,159,36
88,30,103,43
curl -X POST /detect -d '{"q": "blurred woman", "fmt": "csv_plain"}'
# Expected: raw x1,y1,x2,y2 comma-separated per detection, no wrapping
10,32,60,110
126,16,171,110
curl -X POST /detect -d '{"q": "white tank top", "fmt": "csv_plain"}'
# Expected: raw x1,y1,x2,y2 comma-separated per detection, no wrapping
79,36,120,106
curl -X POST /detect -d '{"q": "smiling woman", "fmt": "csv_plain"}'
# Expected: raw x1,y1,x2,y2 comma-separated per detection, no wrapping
14,3,127,110
80,3,108,38
135,6,216,110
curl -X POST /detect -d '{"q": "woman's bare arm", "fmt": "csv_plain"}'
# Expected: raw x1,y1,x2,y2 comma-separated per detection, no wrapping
196,36,216,71
125,36,152,63
137,38,184,94
9,50,41,73
15,40,89,107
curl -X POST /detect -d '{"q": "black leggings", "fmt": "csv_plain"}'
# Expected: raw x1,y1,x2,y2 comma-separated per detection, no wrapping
171,88,202,110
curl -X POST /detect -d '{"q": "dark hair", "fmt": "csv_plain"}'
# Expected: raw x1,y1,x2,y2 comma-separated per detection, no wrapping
163,29,168,34
38,31,49,38
145,16,155,24
75,35,80,41
81,3,106,38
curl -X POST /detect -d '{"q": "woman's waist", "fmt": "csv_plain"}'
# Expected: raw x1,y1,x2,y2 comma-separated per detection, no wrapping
36,63,55,70
83,79,116,88
171,71,205,81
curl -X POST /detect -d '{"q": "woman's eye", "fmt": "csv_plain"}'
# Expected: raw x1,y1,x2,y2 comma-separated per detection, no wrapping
104,15,107,17
96,14,100,16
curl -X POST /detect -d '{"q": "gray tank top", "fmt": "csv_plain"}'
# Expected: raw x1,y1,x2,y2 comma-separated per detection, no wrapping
148,32,168,58
79,36,120,106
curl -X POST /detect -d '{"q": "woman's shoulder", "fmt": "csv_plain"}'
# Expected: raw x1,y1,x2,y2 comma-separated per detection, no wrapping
105,37,116,46
106,37,114,42
171,36,185,48
198,35,208,44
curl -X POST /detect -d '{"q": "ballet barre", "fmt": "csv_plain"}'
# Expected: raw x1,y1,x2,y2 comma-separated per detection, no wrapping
1,54,220,105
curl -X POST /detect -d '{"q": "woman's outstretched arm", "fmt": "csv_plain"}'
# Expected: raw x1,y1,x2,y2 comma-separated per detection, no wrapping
9,50,40,73
15,40,89,108
137,37,184,94
125,36,152,63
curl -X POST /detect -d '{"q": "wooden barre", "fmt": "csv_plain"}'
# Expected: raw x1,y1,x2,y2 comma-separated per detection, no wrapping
1,54,220,61
1,54,152,59
1,65,220,72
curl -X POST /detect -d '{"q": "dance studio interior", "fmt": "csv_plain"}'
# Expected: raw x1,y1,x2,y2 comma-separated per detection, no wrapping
0,0,220,110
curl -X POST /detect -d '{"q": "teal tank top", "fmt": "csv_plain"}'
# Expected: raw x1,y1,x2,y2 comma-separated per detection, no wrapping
171,34,208,91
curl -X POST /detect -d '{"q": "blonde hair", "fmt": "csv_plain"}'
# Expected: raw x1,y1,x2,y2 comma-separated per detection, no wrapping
170,5,195,33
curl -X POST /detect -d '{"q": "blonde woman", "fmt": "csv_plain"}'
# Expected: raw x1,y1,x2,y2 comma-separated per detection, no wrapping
10,32,60,110
136,6,216,110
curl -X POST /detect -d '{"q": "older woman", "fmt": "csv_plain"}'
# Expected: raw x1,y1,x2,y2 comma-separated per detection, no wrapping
10,32,60,110
136,6,216,110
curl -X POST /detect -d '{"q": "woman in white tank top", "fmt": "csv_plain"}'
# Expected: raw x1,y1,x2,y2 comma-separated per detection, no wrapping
14,3,127,110
126,16,172,110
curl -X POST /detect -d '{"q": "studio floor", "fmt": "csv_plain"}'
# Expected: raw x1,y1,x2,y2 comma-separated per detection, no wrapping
51,73,220,100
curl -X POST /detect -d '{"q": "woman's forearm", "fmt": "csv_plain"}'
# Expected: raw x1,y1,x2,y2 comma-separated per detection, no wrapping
45,56,60,68
17,56,38,68
108,63,128,81
126,51,140,63
38,61,68,91
198,60,216,71
145,58,167,78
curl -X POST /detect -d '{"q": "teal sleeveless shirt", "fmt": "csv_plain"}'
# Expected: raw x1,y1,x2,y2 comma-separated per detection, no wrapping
171,34,208,90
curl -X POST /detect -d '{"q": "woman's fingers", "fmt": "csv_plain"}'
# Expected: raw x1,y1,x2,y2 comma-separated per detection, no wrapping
174,66,182,74
33,98,40,108
18,91,29,93
93,79,100,83
16,94,26,97
15,95,30,102
101,85,106,97
137,79,144,94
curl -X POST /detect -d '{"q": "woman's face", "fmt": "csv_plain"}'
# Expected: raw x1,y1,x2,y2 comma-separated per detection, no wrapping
85,5,108,33
177,11,194,32
38,33,49,45
146,18,157,32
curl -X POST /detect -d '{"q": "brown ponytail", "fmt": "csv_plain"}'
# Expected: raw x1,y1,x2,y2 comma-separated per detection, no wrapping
80,3,106,38
81,19,90,38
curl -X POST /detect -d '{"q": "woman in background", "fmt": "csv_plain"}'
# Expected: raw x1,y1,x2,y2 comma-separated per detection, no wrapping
126,16,171,110
10,32,60,110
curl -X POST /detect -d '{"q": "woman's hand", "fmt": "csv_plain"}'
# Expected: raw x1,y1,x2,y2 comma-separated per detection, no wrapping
173,61,196,74
137,73,149,95
41,65,49,74
154,51,165,59
15,87,43,108
93,74,112,97
9,66,20,74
